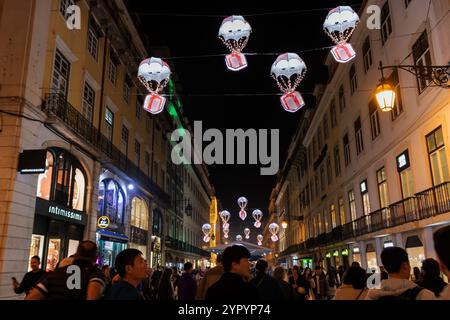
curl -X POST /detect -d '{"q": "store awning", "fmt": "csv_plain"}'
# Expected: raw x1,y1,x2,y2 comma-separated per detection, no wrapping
97,229,129,243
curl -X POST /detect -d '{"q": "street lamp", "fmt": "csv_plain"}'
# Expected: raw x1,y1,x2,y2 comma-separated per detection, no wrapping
281,220,288,229
375,61,449,111
173,198,193,216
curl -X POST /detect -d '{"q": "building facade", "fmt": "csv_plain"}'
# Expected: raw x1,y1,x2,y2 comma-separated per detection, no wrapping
0,0,213,299
275,0,450,273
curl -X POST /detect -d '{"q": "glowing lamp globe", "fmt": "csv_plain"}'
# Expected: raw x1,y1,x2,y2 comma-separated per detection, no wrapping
375,83,396,112
281,220,288,229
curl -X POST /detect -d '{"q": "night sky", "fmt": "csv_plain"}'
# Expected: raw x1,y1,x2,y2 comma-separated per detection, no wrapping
125,0,363,240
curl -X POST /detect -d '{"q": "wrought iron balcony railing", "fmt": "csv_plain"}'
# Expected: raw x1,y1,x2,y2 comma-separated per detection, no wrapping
42,93,170,206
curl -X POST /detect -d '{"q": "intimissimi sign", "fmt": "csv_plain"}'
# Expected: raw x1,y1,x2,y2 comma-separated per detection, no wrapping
35,198,87,225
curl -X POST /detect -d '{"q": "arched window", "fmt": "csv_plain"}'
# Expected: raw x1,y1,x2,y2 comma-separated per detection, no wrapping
36,151,54,200
131,197,148,230
99,179,125,225
152,209,163,237
36,148,87,211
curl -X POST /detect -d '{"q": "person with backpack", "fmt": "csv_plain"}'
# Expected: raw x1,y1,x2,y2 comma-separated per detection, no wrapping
433,225,450,300
366,247,435,300
249,259,284,300
25,241,106,300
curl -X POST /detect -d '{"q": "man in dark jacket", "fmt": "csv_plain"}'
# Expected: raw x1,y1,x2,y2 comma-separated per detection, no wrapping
205,245,258,301
250,259,284,300
12,256,46,297
313,266,329,300
178,262,197,300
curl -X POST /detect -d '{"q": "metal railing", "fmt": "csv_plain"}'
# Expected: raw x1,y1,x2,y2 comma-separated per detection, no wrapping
165,236,210,257
43,93,170,205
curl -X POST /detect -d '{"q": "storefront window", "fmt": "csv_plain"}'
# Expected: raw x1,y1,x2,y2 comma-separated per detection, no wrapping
46,238,61,272
406,236,425,271
101,179,125,225
72,168,85,211
366,243,378,272
28,234,44,271
129,243,147,260
131,197,149,230
36,151,54,200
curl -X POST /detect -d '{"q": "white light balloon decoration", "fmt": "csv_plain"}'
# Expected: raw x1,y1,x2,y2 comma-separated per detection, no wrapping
236,234,243,242
137,57,171,115
218,15,252,71
323,6,360,63
237,197,248,221
257,234,263,246
271,53,307,113
252,209,263,228
202,223,212,243
219,210,231,230
244,228,250,239
269,223,280,242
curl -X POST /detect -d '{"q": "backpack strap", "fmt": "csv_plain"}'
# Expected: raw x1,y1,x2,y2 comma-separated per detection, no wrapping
401,286,424,300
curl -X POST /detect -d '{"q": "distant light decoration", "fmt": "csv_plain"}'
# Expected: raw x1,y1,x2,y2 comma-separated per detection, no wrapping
271,53,307,113
218,15,252,71
252,209,263,228
237,197,248,221
137,57,171,115
257,234,263,246
236,235,243,241
219,210,231,230
323,6,360,64
202,223,212,242
269,223,280,242
223,225,230,239
244,228,250,239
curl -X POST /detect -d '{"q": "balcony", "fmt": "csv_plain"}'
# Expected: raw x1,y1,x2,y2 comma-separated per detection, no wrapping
42,93,170,206
416,182,450,219
165,236,210,257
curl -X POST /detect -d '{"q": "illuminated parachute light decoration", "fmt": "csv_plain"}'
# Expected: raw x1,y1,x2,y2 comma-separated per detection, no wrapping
236,235,243,242
223,227,229,239
244,228,250,239
137,57,171,115
219,210,231,230
218,15,252,71
202,223,212,243
257,234,263,246
237,196,248,221
271,53,307,113
269,223,280,242
323,6,360,64
252,209,263,228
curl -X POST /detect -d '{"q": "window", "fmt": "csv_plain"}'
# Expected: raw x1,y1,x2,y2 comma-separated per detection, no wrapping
349,64,357,95
327,157,333,186
87,27,98,60
51,49,70,97
37,148,86,211
123,75,132,104
99,179,125,226
330,102,337,128
310,178,315,200
339,85,346,112
397,150,414,198
334,145,341,177
339,197,345,225
59,0,74,19
317,127,323,149
146,115,151,133
145,152,150,176
349,190,357,221
105,107,114,141
136,98,142,120
330,204,337,229
320,165,326,192
82,82,95,122
108,49,118,85
390,70,404,120
315,174,320,197
131,197,149,230
360,180,371,215
323,209,329,233
343,134,351,166
369,100,381,140
377,167,389,208
354,117,364,154
36,151,54,201
121,125,129,155
135,140,141,167
413,31,432,93
323,115,329,139
312,138,318,159
427,127,450,185
381,1,393,45
362,36,373,73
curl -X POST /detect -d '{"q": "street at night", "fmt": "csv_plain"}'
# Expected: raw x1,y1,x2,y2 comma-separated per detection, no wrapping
0,0,450,315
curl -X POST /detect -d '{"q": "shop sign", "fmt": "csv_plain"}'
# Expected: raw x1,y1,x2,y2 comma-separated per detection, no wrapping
17,149,46,174
325,252,331,258
97,216,110,229
35,198,87,225
353,247,360,253
333,250,339,257
341,249,349,256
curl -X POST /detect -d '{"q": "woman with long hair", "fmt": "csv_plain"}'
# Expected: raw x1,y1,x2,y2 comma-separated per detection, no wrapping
289,265,308,300
157,268,174,300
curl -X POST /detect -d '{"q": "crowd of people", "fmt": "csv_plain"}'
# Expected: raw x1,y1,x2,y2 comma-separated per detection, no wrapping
11,225,450,300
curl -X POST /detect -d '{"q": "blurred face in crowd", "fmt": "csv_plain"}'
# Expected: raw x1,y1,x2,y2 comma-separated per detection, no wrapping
30,258,40,272
232,257,251,279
